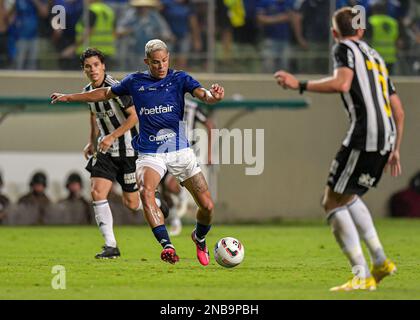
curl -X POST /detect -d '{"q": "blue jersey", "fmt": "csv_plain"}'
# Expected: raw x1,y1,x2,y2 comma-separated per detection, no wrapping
111,69,201,154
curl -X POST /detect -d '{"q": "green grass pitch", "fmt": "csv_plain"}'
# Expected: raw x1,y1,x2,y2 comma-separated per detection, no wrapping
1,219,419,300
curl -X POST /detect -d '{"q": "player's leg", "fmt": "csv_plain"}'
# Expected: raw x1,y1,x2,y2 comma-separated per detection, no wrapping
118,155,169,217
324,147,375,291
345,151,397,283
163,174,184,236
323,187,370,274
91,177,120,259
168,148,213,265
136,163,179,264
323,187,376,291
182,172,214,266
86,153,120,259
347,196,396,283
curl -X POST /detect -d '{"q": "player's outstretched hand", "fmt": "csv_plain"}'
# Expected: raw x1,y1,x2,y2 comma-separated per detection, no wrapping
385,150,402,177
50,93,70,104
210,83,225,101
274,71,299,90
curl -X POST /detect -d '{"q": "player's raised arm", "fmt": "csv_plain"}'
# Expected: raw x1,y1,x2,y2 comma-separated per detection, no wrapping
50,87,117,104
193,84,225,104
274,67,354,94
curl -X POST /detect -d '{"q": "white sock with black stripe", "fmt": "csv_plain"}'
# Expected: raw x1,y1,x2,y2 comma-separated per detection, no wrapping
328,206,371,278
347,197,387,267
93,200,117,248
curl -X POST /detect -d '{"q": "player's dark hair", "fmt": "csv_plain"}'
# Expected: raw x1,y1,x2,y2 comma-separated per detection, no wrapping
333,7,359,37
80,48,105,67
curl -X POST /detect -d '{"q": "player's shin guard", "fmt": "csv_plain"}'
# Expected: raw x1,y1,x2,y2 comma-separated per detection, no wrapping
93,200,117,248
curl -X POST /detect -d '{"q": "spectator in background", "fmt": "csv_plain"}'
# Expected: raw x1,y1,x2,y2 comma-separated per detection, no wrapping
117,0,172,70
256,0,294,73
216,0,234,63
10,0,48,69
52,0,83,70
104,0,129,71
0,172,10,224
389,171,420,218
367,0,399,74
221,0,260,72
293,0,332,74
47,172,92,224
161,0,202,70
105,0,128,16
62,0,116,68
16,171,51,224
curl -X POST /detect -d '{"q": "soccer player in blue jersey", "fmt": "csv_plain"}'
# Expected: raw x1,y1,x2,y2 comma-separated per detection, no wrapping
51,39,225,266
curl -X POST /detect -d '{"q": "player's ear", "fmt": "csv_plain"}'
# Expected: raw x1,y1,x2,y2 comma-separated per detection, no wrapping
332,28,339,40
357,28,365,39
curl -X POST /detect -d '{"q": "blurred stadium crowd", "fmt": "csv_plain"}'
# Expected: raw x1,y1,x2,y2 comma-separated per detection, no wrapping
0,170,145,225
0,0,419,74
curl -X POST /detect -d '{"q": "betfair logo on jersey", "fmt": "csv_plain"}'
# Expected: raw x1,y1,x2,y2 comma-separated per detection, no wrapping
140,105,174,116
358,173,376,188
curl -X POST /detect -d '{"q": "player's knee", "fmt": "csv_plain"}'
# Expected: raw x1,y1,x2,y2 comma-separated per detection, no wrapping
91,187,106,201
123,197,139,212
200,198,214,216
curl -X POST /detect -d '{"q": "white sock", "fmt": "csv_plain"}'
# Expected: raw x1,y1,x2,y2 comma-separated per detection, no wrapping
328,207,371,278
93,200,117,248
347,197,387,267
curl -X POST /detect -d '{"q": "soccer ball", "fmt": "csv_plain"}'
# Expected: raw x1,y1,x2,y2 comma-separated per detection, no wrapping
214,237,245,268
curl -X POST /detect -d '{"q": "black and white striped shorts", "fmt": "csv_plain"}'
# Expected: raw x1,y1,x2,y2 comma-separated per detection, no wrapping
327,146,390,196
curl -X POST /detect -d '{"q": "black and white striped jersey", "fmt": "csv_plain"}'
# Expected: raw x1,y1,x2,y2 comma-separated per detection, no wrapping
183,98,209,144
333,39,397,152
83,74,138,157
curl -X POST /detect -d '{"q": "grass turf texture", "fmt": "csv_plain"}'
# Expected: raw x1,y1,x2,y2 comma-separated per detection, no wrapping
0,219,419,299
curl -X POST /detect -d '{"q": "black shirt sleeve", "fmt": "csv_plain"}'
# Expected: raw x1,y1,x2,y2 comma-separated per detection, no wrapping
119,95,134,109
333,43,355,70
388,77,397,96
